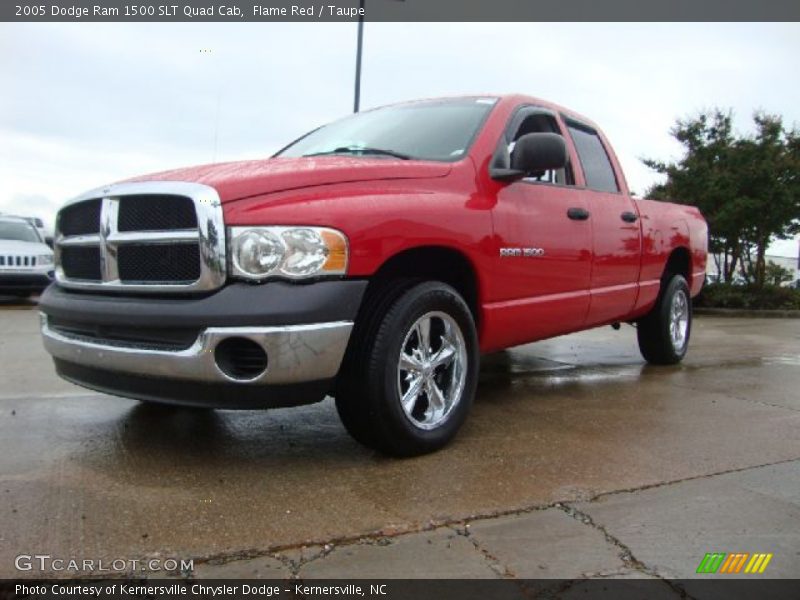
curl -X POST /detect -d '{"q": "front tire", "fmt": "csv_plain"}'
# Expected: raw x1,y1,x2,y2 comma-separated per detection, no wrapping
637,274,692,365
336,281,479,456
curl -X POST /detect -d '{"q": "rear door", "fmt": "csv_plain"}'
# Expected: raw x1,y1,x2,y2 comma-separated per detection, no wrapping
564,120,642,326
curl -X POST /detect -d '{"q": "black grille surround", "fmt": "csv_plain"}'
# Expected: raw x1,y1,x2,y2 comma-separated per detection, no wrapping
54,182,226,293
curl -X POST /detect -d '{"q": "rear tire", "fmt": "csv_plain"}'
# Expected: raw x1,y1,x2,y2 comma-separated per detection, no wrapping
336,281,478,456
637,274,692,365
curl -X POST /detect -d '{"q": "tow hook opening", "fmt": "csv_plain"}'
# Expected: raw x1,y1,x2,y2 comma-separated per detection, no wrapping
214,337,268,381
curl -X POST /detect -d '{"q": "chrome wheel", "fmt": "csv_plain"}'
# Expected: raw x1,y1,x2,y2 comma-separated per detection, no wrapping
397,311,468,430
669,289,689,352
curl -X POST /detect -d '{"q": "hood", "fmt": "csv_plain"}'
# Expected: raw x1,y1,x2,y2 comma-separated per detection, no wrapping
126,157,452,203
0,239,52,255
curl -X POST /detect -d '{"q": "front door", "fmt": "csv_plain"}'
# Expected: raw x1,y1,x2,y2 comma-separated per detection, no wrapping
487,108,593,349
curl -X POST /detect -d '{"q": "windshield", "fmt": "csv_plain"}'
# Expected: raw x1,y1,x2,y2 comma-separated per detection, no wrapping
276,98,498,162
0,221,41,243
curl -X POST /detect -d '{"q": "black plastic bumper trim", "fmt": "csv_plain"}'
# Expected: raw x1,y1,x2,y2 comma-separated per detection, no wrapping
39,279,367,328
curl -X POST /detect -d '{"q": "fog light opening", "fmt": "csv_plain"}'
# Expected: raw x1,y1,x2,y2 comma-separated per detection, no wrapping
214,337,268,381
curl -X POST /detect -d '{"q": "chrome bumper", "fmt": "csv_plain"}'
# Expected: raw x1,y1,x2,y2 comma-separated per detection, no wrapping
41,316,353,385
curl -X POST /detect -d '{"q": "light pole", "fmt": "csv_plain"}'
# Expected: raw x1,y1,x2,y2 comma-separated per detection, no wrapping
353,0,365,113
353,0,404,113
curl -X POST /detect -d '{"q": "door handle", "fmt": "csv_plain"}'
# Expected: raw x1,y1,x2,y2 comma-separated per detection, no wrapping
567,207,590,221
621,211,638,223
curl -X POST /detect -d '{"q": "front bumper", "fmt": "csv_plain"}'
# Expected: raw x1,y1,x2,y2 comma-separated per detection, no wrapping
42,318,353,385
38,280,367,408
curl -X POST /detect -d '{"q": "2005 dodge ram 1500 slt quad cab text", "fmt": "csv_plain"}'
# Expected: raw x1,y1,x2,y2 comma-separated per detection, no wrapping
40,95,708,456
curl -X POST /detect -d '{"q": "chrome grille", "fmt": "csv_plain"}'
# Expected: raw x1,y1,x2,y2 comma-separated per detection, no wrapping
0,255,37,268
54,181,226,293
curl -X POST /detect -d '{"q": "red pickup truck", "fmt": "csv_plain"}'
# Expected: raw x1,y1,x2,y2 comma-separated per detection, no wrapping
40,95,707,456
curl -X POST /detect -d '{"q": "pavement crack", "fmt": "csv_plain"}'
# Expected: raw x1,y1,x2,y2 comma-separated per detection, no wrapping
272,551,301,579
734,398,800,413
555,503,652,574
278,543,338,578
449,523,515,579
588,455,800,503
555,503,699,600
667,380,800,413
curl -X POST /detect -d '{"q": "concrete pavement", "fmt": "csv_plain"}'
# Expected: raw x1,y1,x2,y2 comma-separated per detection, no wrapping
1,305,799,584
188,459,800,591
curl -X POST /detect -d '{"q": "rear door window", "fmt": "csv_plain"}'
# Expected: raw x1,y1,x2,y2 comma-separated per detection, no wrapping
566,123,619,193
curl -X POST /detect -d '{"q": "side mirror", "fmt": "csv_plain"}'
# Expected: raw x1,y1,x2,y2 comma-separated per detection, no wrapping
511,133,568,175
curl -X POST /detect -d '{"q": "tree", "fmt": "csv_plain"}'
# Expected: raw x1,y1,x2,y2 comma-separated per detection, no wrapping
733,115,800,286
764,261,794,287
644,110,800,288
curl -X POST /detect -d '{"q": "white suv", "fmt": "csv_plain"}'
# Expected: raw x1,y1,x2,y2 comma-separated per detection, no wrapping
0,216,55,297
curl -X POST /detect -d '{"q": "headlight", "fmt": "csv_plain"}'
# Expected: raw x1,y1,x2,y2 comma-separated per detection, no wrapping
228,226,348,281
37,254,54,266
231,229,284,277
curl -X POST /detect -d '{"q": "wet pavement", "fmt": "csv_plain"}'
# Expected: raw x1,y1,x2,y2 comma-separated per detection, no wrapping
1,304,799,582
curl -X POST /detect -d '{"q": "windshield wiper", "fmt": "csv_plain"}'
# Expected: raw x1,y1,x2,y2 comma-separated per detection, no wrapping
304,146,413,160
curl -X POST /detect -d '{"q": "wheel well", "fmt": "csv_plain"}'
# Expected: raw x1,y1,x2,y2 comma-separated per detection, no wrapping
663,247,691,284
365,246,480,324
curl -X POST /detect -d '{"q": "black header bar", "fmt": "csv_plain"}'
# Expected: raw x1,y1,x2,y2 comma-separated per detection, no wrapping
4,579,800,600
3,0,800,22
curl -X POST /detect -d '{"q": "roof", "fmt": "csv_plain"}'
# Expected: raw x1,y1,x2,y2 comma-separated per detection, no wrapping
374,94,601,131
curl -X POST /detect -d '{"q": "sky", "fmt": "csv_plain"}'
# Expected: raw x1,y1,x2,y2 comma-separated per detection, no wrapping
1,22,798,256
